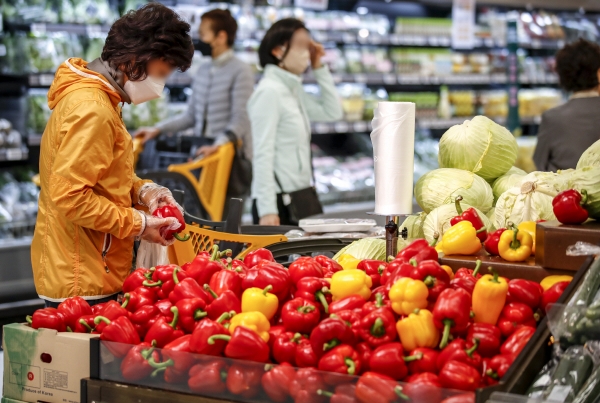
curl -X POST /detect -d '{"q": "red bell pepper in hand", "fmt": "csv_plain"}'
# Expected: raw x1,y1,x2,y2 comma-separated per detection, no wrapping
129,305,160,339
95,315,140,358
329,295,367,314
315,255,343,278
507,279,543,310
209,326,271,363
175,298,207,333
209,266,243,297
318,344,362,378
433,288,471,348
467,323,502,358
407,348,439,375
242,261,291,301
310,317,355,356
243,248,275,268
553,189,589,225
497,302,538,337
486,354,513,379
27,308,67,332
317,384,358,403
484,229,506,256
396,238,439,265
158,335,195,384
295,277,331,314
120,342,159,381
152,264,187,300
331,310,362,340
408,260,451,303
541,281,570,312
153,205,189,241
168,268,211,304
143,306,184,348
57,296,92,330
355,372,406,403
73,314,96,333
295,339,319,367
290,367,328,403
357,260,387,288
189,312,233,355
226,363,264,399
273,332,305,365
188,360,228,394
369,342,418,381
357,308,397,348
262,363,296,403
439,360,481,391
185,246,225,288
123,268,155,293
95,299,129,332
289,257,324,285
281,298,321,334
501,325,535,358
451,196,487,242
404,372,443,403
437,339,482,372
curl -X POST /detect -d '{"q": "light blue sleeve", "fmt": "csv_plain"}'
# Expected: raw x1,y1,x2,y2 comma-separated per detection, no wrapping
302,66,344,122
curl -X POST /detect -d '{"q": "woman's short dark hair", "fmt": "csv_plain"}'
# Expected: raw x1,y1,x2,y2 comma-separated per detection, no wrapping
102,3,194,81
556,38,600,92
201,9,238,47
258,18,308,68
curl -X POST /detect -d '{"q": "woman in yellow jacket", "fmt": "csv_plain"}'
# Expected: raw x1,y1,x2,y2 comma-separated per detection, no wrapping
31,4,195,307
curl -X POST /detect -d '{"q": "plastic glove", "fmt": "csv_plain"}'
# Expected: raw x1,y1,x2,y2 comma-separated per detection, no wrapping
139,183,182,214
140,213,180,246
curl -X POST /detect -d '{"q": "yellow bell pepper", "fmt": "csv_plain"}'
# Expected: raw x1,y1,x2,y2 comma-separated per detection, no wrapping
229,312,270,342
518,221,536,255
498,227,533,262
441,265,454,280
396,309,440,351
437,221,482,256
472,269,508,325
330,269,372,301
337,254,361,270
241,286,278,320
540,275,573,291
389,277,429,316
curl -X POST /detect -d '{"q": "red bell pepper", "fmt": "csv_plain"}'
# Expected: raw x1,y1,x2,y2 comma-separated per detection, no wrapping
484,229,506,256
153,205,189,241
331,310,362,340
209,326,270,363
355,372,406,403
380,259,403,286
175,298,207,333
290,368,328,403
189,312,233,356
242,261,291,301
204,285,241,320
185,246,225,288
151,264,188,300
404,372,443,403
356,342,372,372
243,248,275,268
57,296,92,330
281,298,321,334
357,308,397,348
439,360,481,391
188,360,228,394
407,348,439,375
168,268,211,304
437,339,482,372
94,315,140,358
369,342,418,381
441,393,476,403
91,303,106,316
158,335,195,384
407,260,451,303
396,238,439,265
262,363,296,403
129,305,160,339
329,295,367,314
454,260,482,280
451,196,487,242
295,339,319,368
497,302,538,337
553,189,589,225
318,344,362,378
126,286,159,313
500,325,535,358
154,299,174,321
273,332,305,365
310,317,356,356
289,257,324,285
433,288,472,348
27,308,66,332
268,325,285,350
507,279,543,310
362,292,392,316
226,363,264,399
209,266,243,297
120,342,159,381
73,314,96,333
317,384,358,403
467,323,502,358
95,300,129,332
541,281,570,312
315,255,343,278
486,354,513,379
294,277,331,314
357,260,387,288
122,268,155,293
450,275,478,295
143,306,184,348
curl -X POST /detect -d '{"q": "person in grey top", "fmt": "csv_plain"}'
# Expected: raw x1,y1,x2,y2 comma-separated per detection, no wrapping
534,39,600,171
135,9,254,160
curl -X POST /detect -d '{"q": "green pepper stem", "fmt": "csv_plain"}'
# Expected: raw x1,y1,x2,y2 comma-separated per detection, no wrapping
404,352,423,362
173,233,190,242
203,284,219,299
297,305,315,314
291,333,303,343
395,386,410,401
316,291,329,314
581,189,589,205
263,285,273,296
345,358,356,375
216,311,234,323
66,326,73,332
79,319,93,332
486,369,499,379
169,307,179,329
413,309,421,315
147,356,174,373
121,293,130,310
142,280,162,288
26,316,32,324
194,310,207,320
207,335,231,345
455,195,464,215
317,390,334,397
430,233,439,247
210,245,220,261
375,292,384,308
378,265,386,275
409,258,418,267
489,268,500,284
476,227,487,234
510,228,521,250
140,346,156,361
472,260,482,277
371,317,386,337
439,319,454,349
172,268,181,285
423,276,435,287
264,364,274,371
94,316,111,326
466,338,479,357
323,339,340,351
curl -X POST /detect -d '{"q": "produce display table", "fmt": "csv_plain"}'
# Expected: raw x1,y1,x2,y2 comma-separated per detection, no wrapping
536,221,600,271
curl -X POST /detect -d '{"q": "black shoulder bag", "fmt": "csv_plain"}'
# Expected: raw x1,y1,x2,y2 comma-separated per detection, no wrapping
225,131,253,198
274,174,323,223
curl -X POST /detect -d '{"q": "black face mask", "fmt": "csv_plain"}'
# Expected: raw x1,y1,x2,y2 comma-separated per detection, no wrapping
197,40,212,57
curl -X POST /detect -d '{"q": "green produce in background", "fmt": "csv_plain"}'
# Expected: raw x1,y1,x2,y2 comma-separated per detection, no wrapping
423,202,492,245
492,166,527,204
438,115,518,182
414,168,493,214
577,139,600,170
333,238,387,261
399,212,427,240
27,92,52,134
565,166,600,220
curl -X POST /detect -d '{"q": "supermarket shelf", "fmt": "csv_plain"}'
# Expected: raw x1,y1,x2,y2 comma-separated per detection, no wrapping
0,147,28,162
0,236,33,251
3,22,110,35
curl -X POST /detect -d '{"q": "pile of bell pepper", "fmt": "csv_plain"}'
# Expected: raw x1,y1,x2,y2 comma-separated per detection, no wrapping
25,241,574,403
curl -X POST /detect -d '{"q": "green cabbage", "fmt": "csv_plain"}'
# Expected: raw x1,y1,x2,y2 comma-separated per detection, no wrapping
423,203,492,245
438,116,518,181
415,168,493,214
492,166,527,203
333,238,387,261
399,212,428,240
565,166,600,219
577,139,600,169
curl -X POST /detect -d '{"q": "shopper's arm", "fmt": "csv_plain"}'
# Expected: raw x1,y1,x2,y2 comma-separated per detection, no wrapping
533,112,552,171
49,103,143,239
302,66,344,122
248,86,280,218
131,174,152,205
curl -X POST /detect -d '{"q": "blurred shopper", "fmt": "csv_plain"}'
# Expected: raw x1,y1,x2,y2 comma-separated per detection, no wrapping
31,4,194,307
249,18,343,226
534,39,600,171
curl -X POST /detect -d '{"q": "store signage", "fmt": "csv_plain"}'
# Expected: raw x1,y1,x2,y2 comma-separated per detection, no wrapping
295,0,328,11
451,0,476,49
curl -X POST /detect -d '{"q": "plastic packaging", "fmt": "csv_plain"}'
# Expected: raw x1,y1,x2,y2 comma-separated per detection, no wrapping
135,241,170,269
138,184,183,214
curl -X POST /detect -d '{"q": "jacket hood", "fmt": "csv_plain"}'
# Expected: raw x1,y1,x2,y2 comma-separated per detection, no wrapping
47,58,123,110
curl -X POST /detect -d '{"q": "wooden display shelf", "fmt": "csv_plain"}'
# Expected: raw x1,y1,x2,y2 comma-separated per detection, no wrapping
536,221,600,271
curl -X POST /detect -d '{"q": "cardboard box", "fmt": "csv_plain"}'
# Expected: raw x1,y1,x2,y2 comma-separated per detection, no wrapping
2,323,97,403
2,397,30,403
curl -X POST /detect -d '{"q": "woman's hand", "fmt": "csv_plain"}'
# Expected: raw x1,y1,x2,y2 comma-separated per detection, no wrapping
260,214,280,226
309,40,325,70
134,127,160,144
140,214,179,246
195,145,219,157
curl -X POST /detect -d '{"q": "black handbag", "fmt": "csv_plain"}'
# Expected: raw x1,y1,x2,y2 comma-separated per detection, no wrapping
274,174,323,223
225,131,252,198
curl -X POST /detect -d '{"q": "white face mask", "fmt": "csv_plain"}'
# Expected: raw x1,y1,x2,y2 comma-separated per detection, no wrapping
123,76,165,105
280,47,310,76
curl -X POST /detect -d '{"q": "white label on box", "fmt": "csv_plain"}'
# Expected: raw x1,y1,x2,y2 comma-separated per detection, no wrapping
44,369,69,391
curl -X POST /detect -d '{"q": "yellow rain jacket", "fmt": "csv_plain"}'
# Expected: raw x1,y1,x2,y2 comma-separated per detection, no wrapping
31,58,150,302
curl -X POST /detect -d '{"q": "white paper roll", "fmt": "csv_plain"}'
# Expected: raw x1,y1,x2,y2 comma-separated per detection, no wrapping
371,102,415,215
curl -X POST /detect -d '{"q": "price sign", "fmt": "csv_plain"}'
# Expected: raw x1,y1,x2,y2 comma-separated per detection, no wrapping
294,0,328,10
6,149,23,161
451,0,475,49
